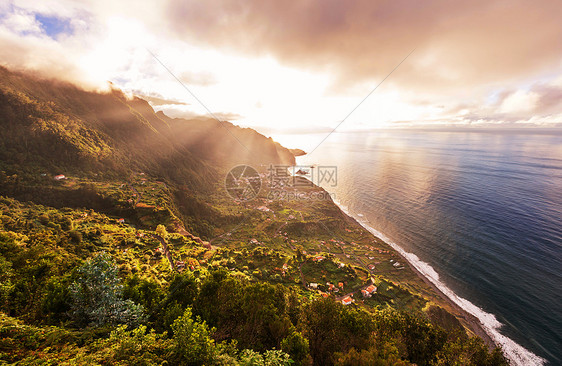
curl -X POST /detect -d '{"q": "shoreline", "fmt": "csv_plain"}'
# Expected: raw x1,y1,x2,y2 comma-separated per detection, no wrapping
290,165,545,366
336,205,496,347
331,200,546,366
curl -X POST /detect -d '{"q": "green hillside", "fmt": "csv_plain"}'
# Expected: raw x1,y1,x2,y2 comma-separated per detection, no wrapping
0,67,508,365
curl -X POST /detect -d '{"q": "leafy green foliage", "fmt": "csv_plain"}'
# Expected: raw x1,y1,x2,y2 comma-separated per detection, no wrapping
300,297,373,366
0,256,14,311
0,66,509,365
238,349,293,366
69,253,146,327
281,326,311,366
194,269,292,351
171,307,216,364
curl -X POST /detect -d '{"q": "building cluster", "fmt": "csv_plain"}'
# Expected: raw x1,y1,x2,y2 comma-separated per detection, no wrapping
361,284,377,298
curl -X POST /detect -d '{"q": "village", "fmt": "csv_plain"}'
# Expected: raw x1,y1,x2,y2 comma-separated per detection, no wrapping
44,170,426,313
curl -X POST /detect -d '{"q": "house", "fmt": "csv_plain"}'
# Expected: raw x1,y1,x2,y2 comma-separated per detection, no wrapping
393,262,401,268
338,282,344,288
313,255,325,262
117,218,125,224
365,285,377,297
341,296,353,305
309,283,318,289
338,262,345,268
368,264,375,270
362,285,377,298
54,174,66,180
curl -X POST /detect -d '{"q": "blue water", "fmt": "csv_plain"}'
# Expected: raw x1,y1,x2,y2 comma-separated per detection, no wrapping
286,130,562,366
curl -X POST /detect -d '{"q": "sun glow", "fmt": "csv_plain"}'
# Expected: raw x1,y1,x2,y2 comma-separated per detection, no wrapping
73,17,429,133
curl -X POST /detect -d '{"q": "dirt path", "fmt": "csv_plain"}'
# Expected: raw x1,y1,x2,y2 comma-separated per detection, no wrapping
298,260,307,287
127,182,141,206
152,233,174,270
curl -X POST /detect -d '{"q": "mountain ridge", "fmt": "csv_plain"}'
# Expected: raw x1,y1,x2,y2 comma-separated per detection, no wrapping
0,65,508,366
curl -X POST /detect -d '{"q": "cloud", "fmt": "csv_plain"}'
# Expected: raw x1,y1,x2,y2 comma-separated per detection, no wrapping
1,0,561,130
0,7,43,35
157,104,243,122
0,26,92,87
134,93,190,106
166,0,562,93
499,90,540,115
179,70,217,86
534,85,562,113
493,83,562,117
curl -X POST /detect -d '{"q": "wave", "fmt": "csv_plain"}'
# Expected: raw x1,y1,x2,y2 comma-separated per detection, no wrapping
334,201,547,366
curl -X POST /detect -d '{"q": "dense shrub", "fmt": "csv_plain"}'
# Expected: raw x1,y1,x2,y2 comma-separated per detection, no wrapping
69,253,146,327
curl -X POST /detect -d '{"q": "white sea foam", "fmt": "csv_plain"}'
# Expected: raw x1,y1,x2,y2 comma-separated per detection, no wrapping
335,202,547,366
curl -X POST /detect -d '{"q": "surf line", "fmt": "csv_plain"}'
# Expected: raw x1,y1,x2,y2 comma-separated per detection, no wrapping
334,201,546,366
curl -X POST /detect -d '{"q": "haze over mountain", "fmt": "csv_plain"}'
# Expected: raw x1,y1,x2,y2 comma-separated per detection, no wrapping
1,0,561,134
0,66,295,186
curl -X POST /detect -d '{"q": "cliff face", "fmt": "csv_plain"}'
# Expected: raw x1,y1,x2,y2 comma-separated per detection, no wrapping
0,66,294,190
155,111,296,167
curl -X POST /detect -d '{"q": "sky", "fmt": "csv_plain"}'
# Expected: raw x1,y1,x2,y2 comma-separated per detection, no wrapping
1,0,562,137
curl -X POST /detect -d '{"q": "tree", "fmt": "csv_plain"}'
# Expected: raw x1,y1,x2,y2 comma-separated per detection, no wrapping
281,326,311,366
69,253,145,327
238,349,293,366
300,297,373,366
94,325,171,365
155,224,168,239
0,256,14,312
171,307,216,365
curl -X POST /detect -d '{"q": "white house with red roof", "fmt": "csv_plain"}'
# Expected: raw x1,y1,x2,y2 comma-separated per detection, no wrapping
341,296,353,305
362,284,377,298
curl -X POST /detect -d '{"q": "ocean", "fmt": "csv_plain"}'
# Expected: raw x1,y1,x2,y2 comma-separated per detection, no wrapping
275,129,562,366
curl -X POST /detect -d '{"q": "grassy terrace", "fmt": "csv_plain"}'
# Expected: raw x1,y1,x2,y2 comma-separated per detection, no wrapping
0,168,481,342
2,169,438,316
